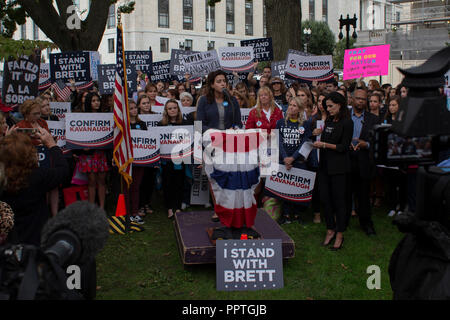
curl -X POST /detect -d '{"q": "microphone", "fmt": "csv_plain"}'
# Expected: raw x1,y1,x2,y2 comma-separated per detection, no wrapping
40,201,109,267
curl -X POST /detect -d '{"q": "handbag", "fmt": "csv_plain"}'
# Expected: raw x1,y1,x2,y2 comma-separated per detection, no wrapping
71,161,88,185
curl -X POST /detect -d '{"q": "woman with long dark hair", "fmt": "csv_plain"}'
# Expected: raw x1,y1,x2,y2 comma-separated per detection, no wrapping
313,92,353,251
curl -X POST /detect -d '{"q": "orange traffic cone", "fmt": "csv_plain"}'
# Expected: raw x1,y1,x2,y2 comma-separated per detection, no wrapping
115,194,127,217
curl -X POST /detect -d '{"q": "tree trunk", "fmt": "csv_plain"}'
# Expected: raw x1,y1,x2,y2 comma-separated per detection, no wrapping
265,0,302,61
18,0,111,51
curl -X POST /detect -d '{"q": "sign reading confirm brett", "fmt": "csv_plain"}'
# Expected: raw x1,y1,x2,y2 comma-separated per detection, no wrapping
216,239,284,291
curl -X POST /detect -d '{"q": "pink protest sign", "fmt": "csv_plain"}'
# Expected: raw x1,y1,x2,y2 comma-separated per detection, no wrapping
343,44,390,80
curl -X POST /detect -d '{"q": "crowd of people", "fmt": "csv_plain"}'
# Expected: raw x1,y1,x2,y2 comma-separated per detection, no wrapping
0,63,443,251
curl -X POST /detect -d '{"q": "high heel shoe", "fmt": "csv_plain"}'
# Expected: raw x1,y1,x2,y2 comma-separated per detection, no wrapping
330,236,344,251
322,233,336,247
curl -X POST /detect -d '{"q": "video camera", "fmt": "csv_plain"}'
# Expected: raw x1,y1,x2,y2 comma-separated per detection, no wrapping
0,201,109,300
382,46,450,299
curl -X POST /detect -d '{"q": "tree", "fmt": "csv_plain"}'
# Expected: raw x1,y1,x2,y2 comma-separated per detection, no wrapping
1,0,135,52
333,37,357,70
301,20,335,56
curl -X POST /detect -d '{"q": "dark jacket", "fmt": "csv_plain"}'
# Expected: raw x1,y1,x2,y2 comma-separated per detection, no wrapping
196,95,242,133
319,118,354,175
2,146,70,246
349,111,379,179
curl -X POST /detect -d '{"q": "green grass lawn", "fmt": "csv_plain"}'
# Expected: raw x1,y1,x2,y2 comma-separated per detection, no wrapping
96,191,404,300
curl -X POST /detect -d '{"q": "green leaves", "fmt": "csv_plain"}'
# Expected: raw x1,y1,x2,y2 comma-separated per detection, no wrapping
301,20,336,56
0,36,56,61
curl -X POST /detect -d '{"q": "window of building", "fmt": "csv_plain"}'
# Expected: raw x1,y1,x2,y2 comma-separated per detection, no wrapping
33,22,39,40
107,4,115,29
160,38,169,53
183,0,193,30
20,24,26,39
309,0,315,21
158,0,169,28
207,41,215,50
245,0,253,36
322,0,328,23
205,0,215,32
108,38,115,53
185,39,193,51
228,42,235,47
226,0,235,34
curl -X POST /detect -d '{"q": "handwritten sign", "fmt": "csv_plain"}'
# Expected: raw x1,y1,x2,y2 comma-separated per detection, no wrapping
216,239,284,291
182,50,221,78
343,44,390,80
2,52,41,105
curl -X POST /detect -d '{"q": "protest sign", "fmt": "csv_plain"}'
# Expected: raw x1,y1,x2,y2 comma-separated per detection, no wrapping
50,51,91,83
2,52,41,105
98,64,116,95
181,107,196,115
285,51,333,82
343,44,390,80
138,114,163,128
190,165,210,205
182,50,221,78
169,49,201,79
226,72,248,83
155,96,183,110
125,51,153,94
151,60,171,82
49,102,71,120
39,63,51,90
218,47,255,73
240,108,252,127
216,239,284,291
159,125,194,162
87,51,101,81
36,146,50,168
65,113,114,149
241,37,274,62
131,129,160,167
264,165,316,202
47,120,68,153
271,60,294,86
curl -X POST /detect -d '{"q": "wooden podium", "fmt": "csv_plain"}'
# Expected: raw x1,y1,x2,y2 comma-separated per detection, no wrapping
173,209,295,265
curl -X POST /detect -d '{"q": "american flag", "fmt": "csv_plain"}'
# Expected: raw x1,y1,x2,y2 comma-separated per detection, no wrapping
113,23,133,187
51,79,72,101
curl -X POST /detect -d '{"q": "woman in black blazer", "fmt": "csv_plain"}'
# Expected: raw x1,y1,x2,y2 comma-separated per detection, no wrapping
313,92,353,251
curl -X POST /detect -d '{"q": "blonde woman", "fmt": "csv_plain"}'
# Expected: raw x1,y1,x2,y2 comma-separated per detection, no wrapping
276,96,312,224
245,86,283,132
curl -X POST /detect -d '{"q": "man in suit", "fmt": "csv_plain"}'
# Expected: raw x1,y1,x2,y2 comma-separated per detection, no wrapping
347,88,379,236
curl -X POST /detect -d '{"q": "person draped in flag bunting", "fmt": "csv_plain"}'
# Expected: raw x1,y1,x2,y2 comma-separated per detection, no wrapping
197,70,262,240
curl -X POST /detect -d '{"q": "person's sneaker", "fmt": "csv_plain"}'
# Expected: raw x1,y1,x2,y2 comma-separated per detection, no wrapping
130,215,145,225
278,216,291,225
387,210,396,217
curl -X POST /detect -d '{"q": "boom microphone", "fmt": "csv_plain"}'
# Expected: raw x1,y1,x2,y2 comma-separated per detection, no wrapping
40,201,109,267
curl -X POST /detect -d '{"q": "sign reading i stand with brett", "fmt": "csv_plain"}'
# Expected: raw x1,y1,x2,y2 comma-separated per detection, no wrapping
216,239,284,291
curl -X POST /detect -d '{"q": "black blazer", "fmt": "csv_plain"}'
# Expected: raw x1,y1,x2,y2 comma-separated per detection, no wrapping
319,118,354,175
350,111,379,179
196,95,242,132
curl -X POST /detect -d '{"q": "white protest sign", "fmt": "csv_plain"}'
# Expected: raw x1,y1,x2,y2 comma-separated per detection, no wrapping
50,102,71,120
65,113,114,149
285,52,333,82
264,165,316,202
39,63,50,89
47,120,67,151
240,108,252,128
159,125,194,162
138,114,163,128
218,47,255,73
182,50,221,78
131,129,160,167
